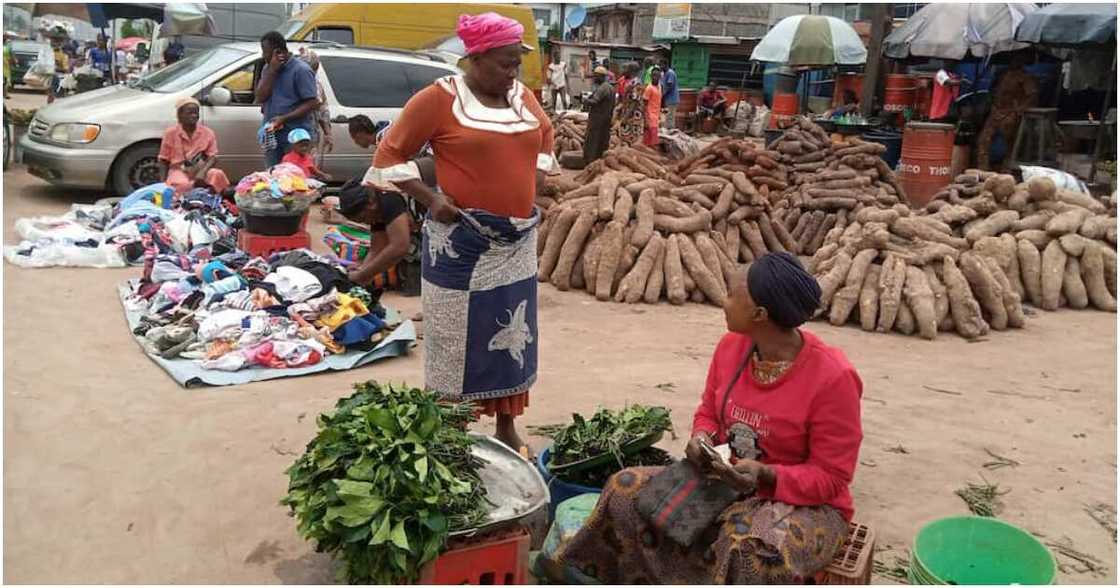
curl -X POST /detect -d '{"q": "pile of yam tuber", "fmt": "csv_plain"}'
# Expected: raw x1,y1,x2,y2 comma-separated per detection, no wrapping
551,112,620,169
536,115,1118,341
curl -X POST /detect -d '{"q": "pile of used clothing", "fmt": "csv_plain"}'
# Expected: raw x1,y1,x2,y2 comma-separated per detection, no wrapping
234,162,320,217
4,182,237,269
125,247,394,372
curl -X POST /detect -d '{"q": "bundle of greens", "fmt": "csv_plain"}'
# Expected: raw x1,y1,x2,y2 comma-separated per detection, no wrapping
281,381,490,584
560,447,674,487
532,404,674,471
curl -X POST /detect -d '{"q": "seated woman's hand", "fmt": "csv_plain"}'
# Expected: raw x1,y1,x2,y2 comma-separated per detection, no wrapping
710,458,776,495
685,433,714,469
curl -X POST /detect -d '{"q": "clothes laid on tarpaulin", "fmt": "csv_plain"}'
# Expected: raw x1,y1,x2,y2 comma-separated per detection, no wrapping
264,266,322,303
122,244,397,374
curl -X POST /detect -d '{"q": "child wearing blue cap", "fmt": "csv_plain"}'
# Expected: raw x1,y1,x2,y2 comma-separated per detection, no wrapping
281,127,331,181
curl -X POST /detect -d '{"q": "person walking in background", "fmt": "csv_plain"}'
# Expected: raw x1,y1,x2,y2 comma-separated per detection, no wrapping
299,48,333,170
255,31,320,168
370,12,554,454
547,51,569,111
583,65,615,164
88,34,112,79
643,66,663,147
977,53,1039,170
660,58,679,130
46,31,71,104
3,34,12,98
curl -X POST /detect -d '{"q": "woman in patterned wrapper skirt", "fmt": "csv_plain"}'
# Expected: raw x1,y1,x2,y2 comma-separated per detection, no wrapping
370,12,554,453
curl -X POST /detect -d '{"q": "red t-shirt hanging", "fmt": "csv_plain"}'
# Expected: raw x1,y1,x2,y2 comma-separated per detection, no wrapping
691,330,864,521
930,69,960,120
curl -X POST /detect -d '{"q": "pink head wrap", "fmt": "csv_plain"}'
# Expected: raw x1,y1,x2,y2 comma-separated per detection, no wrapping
457,12,525,56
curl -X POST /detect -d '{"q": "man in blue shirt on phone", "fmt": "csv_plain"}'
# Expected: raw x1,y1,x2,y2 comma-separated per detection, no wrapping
255,31,320,167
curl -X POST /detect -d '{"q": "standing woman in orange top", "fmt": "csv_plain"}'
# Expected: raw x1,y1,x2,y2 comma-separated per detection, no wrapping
370,12,555,453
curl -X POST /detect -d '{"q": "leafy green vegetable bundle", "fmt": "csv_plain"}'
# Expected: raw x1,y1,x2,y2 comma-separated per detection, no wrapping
532,404,674,471
281,381,490,584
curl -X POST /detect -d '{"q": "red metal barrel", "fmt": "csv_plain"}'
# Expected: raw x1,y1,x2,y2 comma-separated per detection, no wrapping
898,122,956,208
913,73,935,120
676,89,699,128
884,74,917,125
770,92,799,128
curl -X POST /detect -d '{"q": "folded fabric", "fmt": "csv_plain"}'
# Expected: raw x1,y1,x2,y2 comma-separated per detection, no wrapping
318,293,369,330
331,313,385,346
200,260,234,283
635,460,742,548
264,266,322,303
197,309,254,341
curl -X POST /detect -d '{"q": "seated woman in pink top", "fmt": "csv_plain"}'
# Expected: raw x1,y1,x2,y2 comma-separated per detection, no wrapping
159,97,231,194
542,252,863,585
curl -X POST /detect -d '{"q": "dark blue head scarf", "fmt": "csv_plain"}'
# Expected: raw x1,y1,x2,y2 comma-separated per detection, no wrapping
747,252,821,329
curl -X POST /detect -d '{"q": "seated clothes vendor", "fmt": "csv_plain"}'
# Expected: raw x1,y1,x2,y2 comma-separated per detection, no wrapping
549,252,864,585
336,180,413,298
159,97,232,195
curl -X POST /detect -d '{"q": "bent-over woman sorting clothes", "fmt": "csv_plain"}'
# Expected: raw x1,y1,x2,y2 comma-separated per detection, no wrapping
540,252,864,584
370,12,554,453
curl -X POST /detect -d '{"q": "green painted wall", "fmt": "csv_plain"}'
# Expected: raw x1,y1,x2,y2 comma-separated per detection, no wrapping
671,42,709,90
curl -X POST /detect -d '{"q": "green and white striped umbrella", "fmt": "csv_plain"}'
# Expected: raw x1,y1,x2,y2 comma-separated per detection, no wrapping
750,15,868,66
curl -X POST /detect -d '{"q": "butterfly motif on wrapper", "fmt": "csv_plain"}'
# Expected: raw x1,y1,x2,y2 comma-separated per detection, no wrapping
488,300,533,369
426,227,459,266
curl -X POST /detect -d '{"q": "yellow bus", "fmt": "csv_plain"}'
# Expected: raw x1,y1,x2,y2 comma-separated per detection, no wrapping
281,3,543,93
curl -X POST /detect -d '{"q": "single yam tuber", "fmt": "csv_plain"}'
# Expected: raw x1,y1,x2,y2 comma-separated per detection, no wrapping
550,208,597,291
903,266,939,339
678,234,727,306
922,266,950,327
664,235,688,305
1017,239,1043,308
830,249,877,326
742,221,770,259
1013,210,1057,232
654,210,713,233
631,189,656,248
942,256,989,339
960,251,1008,330
538,207,580,282
612,188,634,224
1058,189,1106,213
1016,229,1052,250
1058,233,1096,257
1080,246,1116,312
643,237,669,304
964,210,1020,244
1027,176,1057,202
1040,240,1068,310
615,235,665,303
981,256,1026,329
817,251,854,310
876,255,907,333
594,221,625,301
859,265,882,332
1062,257,1090,309
597,174,620,220
1078,215,1113,240
1046,208,1092,236
694,233,729,295
756,213,787,254
894,299,916,335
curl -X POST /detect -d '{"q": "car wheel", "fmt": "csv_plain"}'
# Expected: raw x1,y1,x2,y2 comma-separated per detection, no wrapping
111,142,163,196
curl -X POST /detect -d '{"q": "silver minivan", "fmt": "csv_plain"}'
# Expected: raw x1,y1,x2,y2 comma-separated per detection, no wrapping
19,42,458,195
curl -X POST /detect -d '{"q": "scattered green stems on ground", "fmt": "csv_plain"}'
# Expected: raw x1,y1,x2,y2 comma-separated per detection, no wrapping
281,381,491,584
955,476,1009,517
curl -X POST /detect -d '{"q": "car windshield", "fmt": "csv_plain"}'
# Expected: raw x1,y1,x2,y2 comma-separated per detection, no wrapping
279,20,305,39
131,46,251,93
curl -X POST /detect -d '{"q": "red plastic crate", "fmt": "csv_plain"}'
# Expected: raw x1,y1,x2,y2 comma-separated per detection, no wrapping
417,526,530,585
237,229,311,258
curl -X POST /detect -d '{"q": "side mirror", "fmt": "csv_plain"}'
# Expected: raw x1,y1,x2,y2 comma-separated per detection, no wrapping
207,87,232,107
331,115,349,124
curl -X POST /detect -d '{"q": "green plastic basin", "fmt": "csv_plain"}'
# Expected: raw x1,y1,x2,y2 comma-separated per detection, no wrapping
912,516,1057,585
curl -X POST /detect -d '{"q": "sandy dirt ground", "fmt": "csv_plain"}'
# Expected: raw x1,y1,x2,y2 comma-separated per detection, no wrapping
2,103,1116,583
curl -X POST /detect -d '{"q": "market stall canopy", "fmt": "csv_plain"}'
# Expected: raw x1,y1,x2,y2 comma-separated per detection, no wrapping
10,3,165,28
1014,3,1116,47
750,14,867,66
884,3,1039,60
115,36,147,51
160,3,217,37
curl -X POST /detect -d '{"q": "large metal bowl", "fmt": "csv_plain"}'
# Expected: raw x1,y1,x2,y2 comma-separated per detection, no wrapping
450,434,549,537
